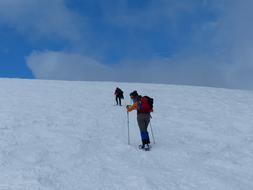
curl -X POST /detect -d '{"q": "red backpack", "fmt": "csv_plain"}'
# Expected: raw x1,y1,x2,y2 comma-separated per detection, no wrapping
138,96,153,113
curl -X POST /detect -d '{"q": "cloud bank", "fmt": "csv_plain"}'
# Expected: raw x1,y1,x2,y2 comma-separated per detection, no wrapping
26,51,113,81
26,50,228,89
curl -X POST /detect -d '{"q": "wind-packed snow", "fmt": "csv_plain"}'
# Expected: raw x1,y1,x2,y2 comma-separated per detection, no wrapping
0,78,253,190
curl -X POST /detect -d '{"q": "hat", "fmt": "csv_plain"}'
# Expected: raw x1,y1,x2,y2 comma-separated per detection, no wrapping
130,90,138,98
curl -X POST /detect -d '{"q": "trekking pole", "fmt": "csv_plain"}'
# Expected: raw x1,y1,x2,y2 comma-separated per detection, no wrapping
149,120,155,144
127,112,130,145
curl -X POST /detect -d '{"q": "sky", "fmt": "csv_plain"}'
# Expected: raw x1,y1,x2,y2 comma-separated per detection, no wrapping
0,0,253,89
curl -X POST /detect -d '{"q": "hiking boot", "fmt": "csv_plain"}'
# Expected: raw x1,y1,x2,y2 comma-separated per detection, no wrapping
144,144,150,151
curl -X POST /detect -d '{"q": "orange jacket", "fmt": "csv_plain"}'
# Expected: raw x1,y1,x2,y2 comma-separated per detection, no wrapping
127,102,138,112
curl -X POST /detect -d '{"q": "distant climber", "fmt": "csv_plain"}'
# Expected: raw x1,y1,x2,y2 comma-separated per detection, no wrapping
114,87,124,106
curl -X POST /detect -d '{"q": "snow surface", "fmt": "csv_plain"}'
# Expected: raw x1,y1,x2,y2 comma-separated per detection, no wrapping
0,78,253,190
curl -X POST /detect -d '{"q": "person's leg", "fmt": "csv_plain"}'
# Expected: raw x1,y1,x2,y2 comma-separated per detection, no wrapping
115,96,118,105
119,98,122,106
137,114,150,146
143,114,150,145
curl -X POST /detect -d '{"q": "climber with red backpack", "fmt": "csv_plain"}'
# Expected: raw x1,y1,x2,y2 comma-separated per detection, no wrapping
126,90,153,150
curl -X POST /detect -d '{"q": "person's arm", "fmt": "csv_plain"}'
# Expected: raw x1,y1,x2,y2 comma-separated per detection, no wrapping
127,102,137,112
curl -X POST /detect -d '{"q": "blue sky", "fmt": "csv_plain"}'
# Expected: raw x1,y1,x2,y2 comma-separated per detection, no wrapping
1,0,253,89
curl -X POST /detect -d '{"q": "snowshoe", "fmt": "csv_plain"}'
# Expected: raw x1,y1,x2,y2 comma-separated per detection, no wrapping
139,144,151,151
144,144,151,151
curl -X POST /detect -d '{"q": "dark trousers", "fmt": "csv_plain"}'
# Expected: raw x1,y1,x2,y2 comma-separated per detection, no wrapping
115,96,121,106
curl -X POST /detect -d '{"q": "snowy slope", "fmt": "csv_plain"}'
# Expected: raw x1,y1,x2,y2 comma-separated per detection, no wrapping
0,78,253,190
